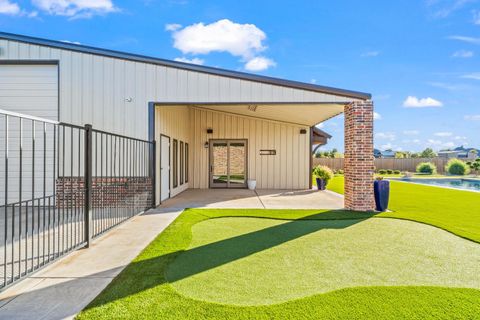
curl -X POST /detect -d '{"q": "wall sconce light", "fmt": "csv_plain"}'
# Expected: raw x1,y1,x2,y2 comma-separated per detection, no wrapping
204,141,209,148
300,129,307,134
125,97,133,102
207,128,213,134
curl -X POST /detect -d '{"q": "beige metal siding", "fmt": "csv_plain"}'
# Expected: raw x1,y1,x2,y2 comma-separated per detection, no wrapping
154,105,190,203
0,64,58,203
1,39,355,141
190,107,310,189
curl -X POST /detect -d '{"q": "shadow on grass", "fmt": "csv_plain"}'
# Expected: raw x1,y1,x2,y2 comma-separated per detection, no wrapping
82,210,376,312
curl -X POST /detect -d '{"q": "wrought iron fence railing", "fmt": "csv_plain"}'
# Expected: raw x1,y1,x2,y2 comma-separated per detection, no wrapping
0,108,155,291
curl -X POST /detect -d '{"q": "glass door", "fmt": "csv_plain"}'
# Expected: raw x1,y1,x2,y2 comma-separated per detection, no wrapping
210,140,247,188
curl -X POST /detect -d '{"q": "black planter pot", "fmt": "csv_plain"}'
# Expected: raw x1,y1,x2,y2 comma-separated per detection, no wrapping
374,180,390,212
316,178,326,191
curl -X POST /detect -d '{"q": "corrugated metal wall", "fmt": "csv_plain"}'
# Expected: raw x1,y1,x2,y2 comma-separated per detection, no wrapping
155,105,310,200
1,38,351,141
154,106,190,202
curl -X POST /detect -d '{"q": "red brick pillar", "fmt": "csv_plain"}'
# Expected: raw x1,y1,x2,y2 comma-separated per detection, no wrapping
344,101,375,211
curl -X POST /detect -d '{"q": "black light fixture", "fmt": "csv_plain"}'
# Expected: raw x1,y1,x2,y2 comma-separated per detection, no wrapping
204,141,209,148
300,129,307,134
207,128,213,134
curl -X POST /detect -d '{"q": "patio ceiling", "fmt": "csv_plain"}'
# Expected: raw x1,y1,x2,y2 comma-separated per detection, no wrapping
192,103,345,126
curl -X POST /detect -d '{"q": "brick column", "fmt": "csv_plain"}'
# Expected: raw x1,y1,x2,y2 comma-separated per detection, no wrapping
344,100,375,211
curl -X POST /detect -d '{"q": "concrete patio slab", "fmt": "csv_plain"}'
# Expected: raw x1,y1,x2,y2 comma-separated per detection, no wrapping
256,189,344,209
155,188,344,211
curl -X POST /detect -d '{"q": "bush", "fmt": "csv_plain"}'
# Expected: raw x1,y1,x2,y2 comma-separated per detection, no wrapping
446,159,470,176
393,170,401,175
416,162,437,175
386,169,393,174
378,169,387,175
312,165,334,186
336,169,344,175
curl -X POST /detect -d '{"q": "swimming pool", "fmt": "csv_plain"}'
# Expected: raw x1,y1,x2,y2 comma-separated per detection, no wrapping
391,178,480,192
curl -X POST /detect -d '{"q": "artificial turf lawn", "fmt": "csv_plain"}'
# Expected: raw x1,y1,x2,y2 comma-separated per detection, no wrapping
78,201,480,319
168,217,480,305
326,176,480,243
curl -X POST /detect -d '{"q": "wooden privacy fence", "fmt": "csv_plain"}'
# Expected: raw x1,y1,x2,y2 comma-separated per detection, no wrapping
312,158,451,174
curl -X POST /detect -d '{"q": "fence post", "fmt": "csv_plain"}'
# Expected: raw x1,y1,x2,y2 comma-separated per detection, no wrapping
150,140,156,208
84,124,93,248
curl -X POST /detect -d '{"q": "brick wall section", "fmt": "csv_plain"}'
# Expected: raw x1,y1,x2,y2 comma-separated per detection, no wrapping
56,177,152,209
344,101,375,211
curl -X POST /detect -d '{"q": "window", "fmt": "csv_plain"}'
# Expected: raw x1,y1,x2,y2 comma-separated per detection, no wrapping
185,143,189,183
173,139,178,188
180,141,184,185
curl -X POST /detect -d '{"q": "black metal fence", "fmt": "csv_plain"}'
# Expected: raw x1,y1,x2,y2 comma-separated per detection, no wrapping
0,109,155,291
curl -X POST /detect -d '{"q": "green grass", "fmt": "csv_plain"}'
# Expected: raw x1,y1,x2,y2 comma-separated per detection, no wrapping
78,203,480,319
326,176,480,243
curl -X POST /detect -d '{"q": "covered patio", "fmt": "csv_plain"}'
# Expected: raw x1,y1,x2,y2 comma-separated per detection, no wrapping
152,100,375,212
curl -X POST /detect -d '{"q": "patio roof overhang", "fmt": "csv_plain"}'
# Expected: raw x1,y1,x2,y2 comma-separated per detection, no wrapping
189,103,346,127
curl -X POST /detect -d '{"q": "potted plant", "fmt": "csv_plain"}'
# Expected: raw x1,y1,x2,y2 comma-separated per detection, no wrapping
374,177,390,212
312,165,334,191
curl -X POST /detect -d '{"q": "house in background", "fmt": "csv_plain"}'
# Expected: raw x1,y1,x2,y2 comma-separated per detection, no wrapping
374,149,395,158
438,146,479,160
0,32,375,211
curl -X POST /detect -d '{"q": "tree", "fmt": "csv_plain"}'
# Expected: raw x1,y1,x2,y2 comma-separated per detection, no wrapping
420,148,436,158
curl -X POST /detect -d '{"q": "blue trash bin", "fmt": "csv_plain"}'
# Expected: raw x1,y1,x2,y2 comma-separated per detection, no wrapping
374,179,390,212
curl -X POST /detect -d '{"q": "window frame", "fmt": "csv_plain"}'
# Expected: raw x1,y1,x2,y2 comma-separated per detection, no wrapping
173,139,178,188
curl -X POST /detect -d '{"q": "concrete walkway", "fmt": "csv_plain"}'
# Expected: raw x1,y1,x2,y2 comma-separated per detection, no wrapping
0,188,343,320
0,210,181,320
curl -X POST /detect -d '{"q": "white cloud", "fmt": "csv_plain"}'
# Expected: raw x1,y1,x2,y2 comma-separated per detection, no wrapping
461,72,480,80
380,143,394,150
310,79,317,84
427,139,442,146
465,114,480,121
448,35,480,45
168,19,275,71
0,0,20,15
452,50,474,58
434,132,453,137
244,56,276,71
174,57,204,65
428,0,471,18
403,96,443,108
361,51,380,57
473,10,480,25
373,112,382,120
165,23,182,31
403,130,420,135
171,19,267,58
412,139,421,144
454,135,467,140
376,132,396,141
427,139,455,149
32,0,117,18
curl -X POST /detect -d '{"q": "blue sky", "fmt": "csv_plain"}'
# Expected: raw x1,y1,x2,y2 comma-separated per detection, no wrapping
1,0,479,152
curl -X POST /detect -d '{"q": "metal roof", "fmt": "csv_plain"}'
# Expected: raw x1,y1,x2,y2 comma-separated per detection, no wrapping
0,32,371,100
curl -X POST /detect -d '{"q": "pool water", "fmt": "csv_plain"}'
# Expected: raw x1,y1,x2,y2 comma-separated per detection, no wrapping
393,178,480,192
